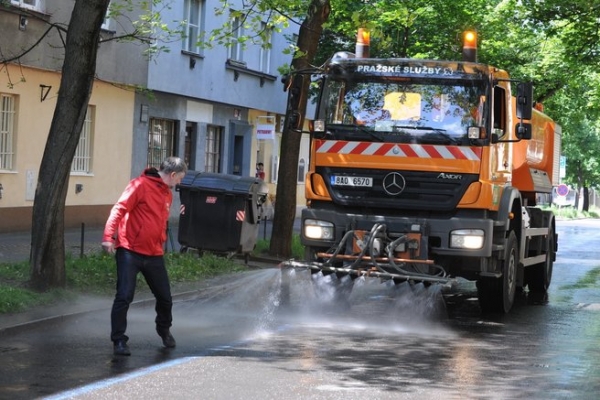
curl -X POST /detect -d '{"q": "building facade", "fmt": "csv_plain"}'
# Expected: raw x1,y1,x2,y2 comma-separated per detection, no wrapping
0,0,305,233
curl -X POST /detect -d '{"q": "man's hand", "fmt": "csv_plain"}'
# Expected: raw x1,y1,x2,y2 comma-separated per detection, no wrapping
102,241,115,254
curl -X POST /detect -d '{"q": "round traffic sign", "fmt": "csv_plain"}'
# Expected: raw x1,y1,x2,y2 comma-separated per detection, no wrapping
556,184,569,197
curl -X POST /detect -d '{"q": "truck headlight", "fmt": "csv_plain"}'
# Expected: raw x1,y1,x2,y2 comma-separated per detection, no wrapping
450,229,484,249
304,219,334,240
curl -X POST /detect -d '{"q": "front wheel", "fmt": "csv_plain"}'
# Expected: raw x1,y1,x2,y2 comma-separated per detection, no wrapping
477,231,518,313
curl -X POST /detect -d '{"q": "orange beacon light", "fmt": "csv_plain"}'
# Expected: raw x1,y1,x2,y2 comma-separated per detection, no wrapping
462,30,477,62
356,28,370,58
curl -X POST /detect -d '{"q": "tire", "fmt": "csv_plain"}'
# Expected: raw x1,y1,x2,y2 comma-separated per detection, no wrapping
527,226,554,293
477,231,518,313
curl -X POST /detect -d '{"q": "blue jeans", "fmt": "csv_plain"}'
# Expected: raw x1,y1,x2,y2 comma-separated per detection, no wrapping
110,248,173,343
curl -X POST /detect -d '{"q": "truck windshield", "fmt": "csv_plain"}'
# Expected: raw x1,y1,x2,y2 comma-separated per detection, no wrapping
322,80,486,145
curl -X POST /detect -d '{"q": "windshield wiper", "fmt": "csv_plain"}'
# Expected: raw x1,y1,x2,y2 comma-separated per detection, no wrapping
385,125,463,145
390,125,447,133
419,132,464,145
328,124,385,141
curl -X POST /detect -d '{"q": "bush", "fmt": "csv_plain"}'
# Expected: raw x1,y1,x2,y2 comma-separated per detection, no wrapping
542,205,600,219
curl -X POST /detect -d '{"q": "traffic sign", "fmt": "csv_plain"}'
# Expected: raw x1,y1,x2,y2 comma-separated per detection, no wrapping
556,184,569,197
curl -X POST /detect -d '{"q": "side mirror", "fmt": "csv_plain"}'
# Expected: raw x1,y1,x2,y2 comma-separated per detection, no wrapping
516,82,533,120
515,122,532,140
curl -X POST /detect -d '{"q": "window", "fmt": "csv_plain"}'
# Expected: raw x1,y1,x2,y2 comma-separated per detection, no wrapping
270,155,278,184
183,0,203,54
493,86,507,133
205,125,222,173
11,0,45,13
148,118,175,169
229,13,244,62
71,106,94,174
259,22,272,73
0,94,15,171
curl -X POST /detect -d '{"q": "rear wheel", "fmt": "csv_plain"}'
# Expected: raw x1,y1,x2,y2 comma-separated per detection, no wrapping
527,226,555,293
477,231,518,313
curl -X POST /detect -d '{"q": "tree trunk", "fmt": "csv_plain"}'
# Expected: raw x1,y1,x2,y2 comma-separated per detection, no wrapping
582,186,589,212
29,0,110,291
269,0,331,258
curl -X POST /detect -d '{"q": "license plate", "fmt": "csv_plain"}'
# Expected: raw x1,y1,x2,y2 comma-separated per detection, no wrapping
331,175,373,187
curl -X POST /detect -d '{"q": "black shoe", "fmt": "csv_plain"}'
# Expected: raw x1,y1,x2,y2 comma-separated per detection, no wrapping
157,329,176,348
113,340,131,356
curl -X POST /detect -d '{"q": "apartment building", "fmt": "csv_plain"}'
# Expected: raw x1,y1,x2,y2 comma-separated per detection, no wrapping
0,0,305,233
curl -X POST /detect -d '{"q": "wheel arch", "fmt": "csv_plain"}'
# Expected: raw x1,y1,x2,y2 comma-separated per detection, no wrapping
497,186,523,238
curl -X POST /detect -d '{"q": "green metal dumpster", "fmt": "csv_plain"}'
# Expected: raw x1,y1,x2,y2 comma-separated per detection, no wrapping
177,172,268,257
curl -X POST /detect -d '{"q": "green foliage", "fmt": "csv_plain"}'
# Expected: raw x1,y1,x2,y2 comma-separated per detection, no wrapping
560,267,600,291
0,251,245,313
0,286,67,313
202,0,299,51
0,260,29,281
254,234,304,259
165,252,246,282
542,205,600,220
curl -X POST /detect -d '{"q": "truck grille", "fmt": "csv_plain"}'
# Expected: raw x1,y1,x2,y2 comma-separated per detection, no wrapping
319,167,478,212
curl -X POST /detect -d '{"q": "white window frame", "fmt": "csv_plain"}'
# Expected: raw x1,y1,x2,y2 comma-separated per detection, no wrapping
183,0,203,54
101,1,112,31
11,0,45,13
0,94,15,171
71,106,94,174
270,155,278,184
229,13,244,62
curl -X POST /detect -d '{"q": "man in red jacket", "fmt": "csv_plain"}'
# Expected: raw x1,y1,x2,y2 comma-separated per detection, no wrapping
102,157,188,356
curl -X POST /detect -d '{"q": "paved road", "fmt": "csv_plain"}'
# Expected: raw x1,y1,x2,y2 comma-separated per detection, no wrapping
0,219,598,399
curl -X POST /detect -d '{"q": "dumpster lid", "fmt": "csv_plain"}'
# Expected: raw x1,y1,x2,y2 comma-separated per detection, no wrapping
178,171,265,194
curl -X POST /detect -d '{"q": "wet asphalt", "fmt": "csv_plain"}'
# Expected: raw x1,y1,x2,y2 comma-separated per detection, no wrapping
0,219,599,399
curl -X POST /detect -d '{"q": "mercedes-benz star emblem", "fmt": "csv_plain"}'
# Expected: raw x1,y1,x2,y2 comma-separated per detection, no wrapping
382,172,406,196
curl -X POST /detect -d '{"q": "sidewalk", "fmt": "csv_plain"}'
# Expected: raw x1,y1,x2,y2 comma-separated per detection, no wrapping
0,217,299,333
0,217,296,264
0,224,105,264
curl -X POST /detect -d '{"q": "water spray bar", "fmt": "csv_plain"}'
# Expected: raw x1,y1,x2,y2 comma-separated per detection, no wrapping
316,252,434,265
279,260,452,285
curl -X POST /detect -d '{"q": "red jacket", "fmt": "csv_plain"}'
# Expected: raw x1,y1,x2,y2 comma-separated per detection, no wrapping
103,168,172,256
